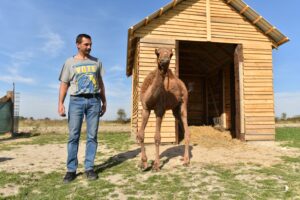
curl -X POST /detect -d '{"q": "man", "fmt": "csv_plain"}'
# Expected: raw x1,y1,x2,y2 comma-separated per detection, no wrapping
58,34,106,183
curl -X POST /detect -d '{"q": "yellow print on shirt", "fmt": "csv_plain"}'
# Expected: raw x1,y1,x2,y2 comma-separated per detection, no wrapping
75,65,97,74
74,64,98,94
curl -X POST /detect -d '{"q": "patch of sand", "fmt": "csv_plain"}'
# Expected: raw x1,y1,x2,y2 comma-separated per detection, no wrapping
0,143,112,173
0,125,300,196
138,126,300,168
18,124,131,134
0,184,20,197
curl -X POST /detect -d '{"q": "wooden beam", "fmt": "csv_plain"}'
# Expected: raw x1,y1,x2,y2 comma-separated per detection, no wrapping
159,7,164,16
144,17,149,26
239,55,245,137
208,81,220,116
253,16,263,24
130,27,134,36
277,37,289,46
240,5,249,14
227,0,236,4
205,78,209,124
265,26,276,35
206,0,211,41
173,0,178,7
221,69,226,129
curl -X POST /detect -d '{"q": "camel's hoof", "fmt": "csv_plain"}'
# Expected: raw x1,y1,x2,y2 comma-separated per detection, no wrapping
138,161,148,171
183,162,190,167
152,166,160,172
152,162,160,172
181,157,190,167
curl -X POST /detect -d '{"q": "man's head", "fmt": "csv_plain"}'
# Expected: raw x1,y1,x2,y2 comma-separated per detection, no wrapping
76,34,92,56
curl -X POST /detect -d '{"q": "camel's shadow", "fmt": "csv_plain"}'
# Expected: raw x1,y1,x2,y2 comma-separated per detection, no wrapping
0,157,14,163
159,145,193,169
94,148,141,174
141,145,194,171
86,145,193,175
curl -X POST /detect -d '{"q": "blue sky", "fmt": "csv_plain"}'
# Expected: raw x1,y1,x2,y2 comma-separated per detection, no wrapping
0,0,299,120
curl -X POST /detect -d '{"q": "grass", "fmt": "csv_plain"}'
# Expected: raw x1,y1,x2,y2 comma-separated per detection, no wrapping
276,127,300,148
0,127,300,199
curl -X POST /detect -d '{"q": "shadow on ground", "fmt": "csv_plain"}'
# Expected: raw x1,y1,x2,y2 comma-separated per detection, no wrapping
159,145,194,169
0,157,14,163
94,148,141,174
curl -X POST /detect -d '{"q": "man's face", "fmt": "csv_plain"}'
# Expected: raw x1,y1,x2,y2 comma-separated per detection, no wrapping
77,37,92,55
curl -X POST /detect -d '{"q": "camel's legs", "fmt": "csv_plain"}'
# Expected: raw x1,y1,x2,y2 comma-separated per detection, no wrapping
153,115,162,171
180,102,190,166
137,109,150,169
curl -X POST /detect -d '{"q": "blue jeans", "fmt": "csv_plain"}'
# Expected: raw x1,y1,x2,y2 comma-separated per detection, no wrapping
67,95,101,172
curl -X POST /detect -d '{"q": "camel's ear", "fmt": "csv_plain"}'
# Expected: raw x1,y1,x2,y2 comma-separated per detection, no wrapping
170,51,173,58
155,48,159,57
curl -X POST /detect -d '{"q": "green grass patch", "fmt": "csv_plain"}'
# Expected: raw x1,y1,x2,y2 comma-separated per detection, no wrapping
276,127,300,148
99,132,134,151
2,128,300,199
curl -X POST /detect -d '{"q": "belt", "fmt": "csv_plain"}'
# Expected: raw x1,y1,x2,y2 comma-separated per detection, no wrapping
71,93,100,98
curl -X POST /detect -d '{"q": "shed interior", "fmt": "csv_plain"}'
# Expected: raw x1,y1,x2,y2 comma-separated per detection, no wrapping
178,41,237,138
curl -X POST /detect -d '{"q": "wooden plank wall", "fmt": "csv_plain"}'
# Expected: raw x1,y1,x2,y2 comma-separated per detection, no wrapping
210,0,272,44
138,38,177,143
243,44,274,141
210,0,275,140
134,0,207,41
224,63,232,129
131,42,140,136
132,0,275,141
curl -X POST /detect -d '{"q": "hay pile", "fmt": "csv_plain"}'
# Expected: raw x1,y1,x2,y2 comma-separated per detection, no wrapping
189,126,241,148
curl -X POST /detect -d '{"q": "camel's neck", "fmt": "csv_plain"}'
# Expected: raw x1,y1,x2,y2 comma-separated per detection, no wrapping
150,69,167,98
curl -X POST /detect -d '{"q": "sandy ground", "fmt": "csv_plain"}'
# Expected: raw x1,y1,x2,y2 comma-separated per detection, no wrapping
1,126,299,174
1,125,300,197
19,123,131,134
275,123,300,128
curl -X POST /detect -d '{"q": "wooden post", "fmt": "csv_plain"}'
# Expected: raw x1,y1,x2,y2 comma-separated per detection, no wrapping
206,0,211,41
175,40,179,143
205,78,209,124
239,55,245,138
221,69,226,129
234,44,245,140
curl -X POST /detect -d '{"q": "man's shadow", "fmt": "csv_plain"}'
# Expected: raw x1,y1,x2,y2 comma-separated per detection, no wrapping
94,148,141,174
0,157,14,163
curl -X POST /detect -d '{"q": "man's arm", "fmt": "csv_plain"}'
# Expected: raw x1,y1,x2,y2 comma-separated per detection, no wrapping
98,77,106,117
58,82,69,117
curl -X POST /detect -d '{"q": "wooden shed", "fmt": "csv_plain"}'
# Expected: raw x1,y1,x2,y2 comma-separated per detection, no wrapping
126,0,289,143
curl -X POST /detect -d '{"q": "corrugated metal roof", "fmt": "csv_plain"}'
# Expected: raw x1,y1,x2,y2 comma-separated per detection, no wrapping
126,0,289,76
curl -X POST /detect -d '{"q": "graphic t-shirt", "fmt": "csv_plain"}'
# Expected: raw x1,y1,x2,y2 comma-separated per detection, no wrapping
59,56,103,95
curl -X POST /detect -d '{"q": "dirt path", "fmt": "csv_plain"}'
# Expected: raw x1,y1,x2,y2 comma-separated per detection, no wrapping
1,126,299,174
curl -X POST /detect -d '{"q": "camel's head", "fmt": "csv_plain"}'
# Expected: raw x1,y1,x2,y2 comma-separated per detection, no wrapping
155,48,173,74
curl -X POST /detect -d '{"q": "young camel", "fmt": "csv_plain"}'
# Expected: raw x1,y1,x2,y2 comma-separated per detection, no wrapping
137,47,190,171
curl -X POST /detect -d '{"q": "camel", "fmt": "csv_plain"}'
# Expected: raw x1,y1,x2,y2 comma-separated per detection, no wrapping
137,47,190,171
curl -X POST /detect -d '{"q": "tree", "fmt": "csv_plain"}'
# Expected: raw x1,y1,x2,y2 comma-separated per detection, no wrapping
116,109,127,123
281,112,287,121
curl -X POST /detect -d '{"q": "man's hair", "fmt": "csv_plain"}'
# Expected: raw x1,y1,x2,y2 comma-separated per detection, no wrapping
76,34,91,44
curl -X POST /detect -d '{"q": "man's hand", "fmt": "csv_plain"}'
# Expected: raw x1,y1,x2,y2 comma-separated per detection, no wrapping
58,82,69,117
99,103,106,117
58,103,66,117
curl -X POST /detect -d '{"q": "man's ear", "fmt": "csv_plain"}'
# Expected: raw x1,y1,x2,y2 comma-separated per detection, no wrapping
155,48,159,57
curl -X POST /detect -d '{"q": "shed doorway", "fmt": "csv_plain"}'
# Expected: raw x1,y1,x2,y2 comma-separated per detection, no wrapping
177,41,239,142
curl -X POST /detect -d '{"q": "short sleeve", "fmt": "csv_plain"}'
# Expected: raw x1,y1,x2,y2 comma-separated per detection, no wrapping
59,63,70,83
98,61,104,77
